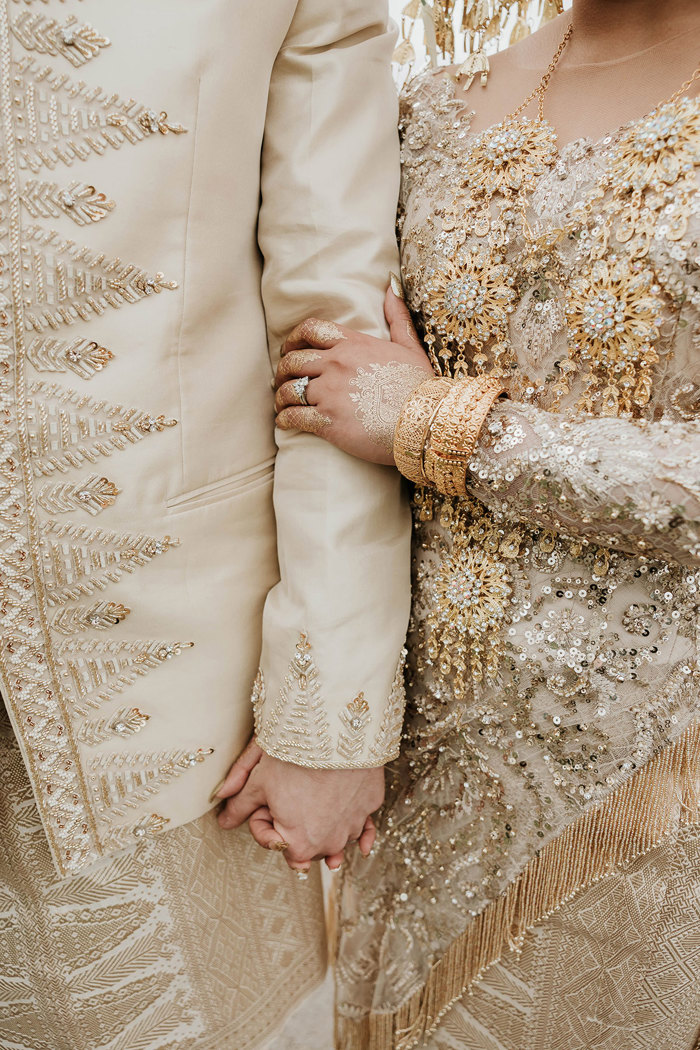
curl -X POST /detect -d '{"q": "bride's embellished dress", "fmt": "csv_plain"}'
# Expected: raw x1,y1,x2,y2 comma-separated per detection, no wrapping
335,70,700,1050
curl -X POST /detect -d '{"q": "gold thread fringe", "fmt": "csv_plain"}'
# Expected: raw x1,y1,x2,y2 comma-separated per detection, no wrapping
335,719,700,1050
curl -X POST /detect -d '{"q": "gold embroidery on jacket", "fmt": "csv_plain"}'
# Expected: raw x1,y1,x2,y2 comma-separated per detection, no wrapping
369,648,407,762
58,639,194,716
11,12,110,68
37,473,120,515
19,228,178,332
26,337,114,379
106,812,171,850
254,638,407,767
27,383,177,474
40,521,177,603
0,0,198,874
257,634,334,765
76,706,150,746
338,694,371,762
11,57,187,174
21,178,115,224
53,599,131,634
89,747,214,819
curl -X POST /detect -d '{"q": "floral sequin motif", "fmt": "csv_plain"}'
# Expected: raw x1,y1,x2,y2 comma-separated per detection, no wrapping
465,118,558,198
422,251,516,372
565,258,663,413
431,520,514,682
612,97,700,194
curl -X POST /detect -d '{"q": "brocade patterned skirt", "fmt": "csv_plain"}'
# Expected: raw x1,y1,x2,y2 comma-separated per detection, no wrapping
422,827,700,1050
0,702,326,1050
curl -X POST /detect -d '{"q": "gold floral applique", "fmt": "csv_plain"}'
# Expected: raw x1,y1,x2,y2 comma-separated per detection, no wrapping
466,118,558,199
422,250,517,373
565,258,663,413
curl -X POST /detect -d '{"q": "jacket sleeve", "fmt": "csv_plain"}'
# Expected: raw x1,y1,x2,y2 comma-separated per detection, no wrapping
464,400,700,569
253,0,411,768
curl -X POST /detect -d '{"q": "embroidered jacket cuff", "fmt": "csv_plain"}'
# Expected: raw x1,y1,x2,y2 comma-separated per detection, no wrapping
252,634,406,769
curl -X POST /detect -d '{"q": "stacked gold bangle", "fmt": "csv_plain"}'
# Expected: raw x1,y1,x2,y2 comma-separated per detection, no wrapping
394,376,506,497
392,378,453,486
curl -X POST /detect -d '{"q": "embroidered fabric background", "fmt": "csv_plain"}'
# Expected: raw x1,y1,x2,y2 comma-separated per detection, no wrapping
0,703,326,1050
424,827,700,1050
336,70,700,1045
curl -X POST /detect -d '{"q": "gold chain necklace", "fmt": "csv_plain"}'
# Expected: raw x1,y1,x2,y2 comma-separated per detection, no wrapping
508,22,574,124
507,22,700,128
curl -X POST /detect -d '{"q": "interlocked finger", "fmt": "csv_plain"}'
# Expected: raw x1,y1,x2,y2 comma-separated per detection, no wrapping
358,814,377,858
248,807,290,853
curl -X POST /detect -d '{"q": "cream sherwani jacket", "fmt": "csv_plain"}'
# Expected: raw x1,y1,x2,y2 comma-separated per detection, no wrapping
0,0,411,877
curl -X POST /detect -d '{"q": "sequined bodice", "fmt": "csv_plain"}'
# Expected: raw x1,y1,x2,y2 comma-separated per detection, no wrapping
335,72,700,1018
400,74,700,418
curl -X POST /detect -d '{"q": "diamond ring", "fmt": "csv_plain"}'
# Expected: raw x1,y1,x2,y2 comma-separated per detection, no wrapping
291,375,310,406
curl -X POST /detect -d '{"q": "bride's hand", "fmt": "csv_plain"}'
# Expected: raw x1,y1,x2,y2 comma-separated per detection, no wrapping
274,284,434,465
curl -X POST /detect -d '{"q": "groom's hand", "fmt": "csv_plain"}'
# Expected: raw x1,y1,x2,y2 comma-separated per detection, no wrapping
216,751,384,873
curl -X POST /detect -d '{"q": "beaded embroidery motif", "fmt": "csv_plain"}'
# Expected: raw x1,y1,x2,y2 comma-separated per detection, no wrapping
0,1,207,875
253,634,408,768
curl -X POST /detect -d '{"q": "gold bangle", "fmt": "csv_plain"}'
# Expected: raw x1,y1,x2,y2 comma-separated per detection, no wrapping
424,376,506,498
423,378,486,492
393,377,453,485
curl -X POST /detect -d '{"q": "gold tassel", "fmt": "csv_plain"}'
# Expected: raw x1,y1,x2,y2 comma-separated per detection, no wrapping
392,0,562,74
392,39,416,65
456,51,490,89
336,719,700,1050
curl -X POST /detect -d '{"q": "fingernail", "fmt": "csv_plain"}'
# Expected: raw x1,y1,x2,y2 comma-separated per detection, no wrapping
208,777,228,804
328,863,342,873
361,847,375,860
389,272,405,300
294,869,310,881
268,840,290,853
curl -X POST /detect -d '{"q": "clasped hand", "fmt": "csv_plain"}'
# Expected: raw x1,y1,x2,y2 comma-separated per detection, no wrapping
214,740,384,874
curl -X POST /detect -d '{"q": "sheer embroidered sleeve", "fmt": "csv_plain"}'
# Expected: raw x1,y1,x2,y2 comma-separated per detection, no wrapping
464,401,700,568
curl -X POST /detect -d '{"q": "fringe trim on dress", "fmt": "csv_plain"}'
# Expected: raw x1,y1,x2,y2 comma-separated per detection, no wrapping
335,718,700,1050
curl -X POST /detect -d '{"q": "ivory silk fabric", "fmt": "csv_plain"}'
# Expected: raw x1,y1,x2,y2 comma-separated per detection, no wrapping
0,0,409,880
0,702,327,1050
335,70,700,1048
